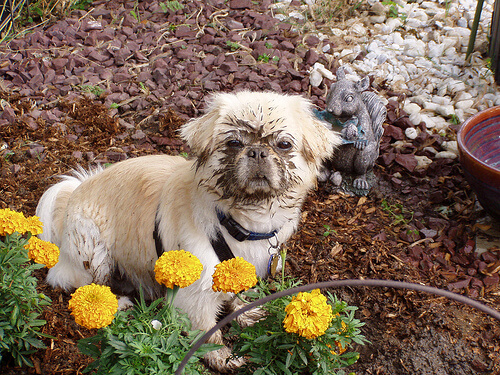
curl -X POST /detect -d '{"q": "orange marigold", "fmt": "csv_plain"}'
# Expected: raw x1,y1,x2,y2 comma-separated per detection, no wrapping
154,250,203,289
212,257,257,294
68,284,118,329
25,236,59,268
283,289,333,339
0,208,43,236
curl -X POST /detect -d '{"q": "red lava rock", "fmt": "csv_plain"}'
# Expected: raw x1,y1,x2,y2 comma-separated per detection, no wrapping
394,153,418,172
481,252,497,263
383,124,404,140
229,0,252,9
305,49,319,65
448,277,471,290
483,273,500,286
175,25,195,38
304,35,320,47
1,106,16,122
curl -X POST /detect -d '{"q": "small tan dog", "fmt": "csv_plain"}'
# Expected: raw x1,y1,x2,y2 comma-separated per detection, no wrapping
36,91,340,372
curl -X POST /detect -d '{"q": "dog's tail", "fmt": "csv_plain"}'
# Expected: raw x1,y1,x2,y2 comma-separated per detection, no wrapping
36,166,102,246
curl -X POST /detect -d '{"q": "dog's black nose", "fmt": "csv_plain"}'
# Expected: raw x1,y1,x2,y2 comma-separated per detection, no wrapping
247,147,269,159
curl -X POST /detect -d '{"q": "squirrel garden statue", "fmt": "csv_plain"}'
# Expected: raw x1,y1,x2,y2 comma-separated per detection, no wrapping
315,67,387,196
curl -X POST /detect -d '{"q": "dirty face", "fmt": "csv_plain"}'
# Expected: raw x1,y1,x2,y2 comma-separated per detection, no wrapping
210,117,297,201
180,91,340,205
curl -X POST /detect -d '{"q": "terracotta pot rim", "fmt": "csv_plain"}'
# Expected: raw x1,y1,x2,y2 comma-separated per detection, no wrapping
457,106,500,176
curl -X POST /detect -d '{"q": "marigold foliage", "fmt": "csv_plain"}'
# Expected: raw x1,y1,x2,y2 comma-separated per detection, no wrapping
0,208,43,236
154,250,203,289
212,257,257,294
68,284,118,329
25,236,59,268
283,289,333,339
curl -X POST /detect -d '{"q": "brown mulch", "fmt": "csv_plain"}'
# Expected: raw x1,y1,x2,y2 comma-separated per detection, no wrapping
0,0,499,374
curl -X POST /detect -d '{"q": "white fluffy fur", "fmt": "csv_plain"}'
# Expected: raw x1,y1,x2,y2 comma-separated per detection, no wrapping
36,91,340,372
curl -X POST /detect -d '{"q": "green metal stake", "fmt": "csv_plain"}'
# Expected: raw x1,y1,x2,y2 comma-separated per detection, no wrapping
466,0,485,61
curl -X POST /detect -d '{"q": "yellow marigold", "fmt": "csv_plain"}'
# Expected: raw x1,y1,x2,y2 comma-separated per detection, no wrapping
24,215,43,236
0,208,27,236
154,250,203,289
25,236,60,268
212,257,257,294
283,289,333,340
0,209,44,236
68,284,118,329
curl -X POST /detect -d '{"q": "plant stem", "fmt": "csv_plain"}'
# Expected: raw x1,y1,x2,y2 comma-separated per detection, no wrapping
280,247,287,285
466,0,484,61
165,285,179,307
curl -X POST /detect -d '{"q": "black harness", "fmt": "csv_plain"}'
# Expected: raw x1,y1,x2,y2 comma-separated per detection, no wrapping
154,210,277,262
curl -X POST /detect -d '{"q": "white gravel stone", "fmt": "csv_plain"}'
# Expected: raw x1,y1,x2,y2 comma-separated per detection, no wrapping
455,99,474,110
409,112,422,125
435,151,458,159
404,102,422,115
405,127,419,139
415,155,433,169
278,0,499,157
309,69,323,87
442,140,459,155
435,104,455,117
423,102,440,112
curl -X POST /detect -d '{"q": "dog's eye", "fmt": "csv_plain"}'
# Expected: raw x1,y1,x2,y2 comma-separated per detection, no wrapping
277,140,292,151
345,95,354,103
227,139,243,148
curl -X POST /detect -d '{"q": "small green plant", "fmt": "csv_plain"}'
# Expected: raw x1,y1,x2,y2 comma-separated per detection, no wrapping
79,84,105,98
226,40,241,52
323,224,336,237
265,42,273,49
381,199,413,226
130,0,140,21
231,277,366,375
257,54,271,63
272,56,280,64
407,228,420,236
109,102,120,109
179,151,189,158
138,81,149,94
71,0,93,10
3,150,15,161
0,212,51,367
160,0,184,12
448,114,460,125
382,0,406,20
78,289,218,374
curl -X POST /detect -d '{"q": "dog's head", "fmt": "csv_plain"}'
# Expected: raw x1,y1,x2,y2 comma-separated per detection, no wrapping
180,91,341,203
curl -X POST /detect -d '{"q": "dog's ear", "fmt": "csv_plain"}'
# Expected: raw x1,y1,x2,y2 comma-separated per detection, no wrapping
179,95,222,156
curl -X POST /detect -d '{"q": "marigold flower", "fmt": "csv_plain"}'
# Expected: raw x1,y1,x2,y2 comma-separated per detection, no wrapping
24,215,43,236
154,250,203,289
0,208,27,236
68,284,118,329
283,289,333,339
212,257,257,294
25,236,59,268
0,208,44,236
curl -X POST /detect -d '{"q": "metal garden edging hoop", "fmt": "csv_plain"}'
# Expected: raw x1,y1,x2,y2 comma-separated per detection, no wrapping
174,279,500,375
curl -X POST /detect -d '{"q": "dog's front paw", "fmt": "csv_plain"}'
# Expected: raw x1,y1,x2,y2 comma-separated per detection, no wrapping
204,346,245,373
117,296,134,310
230,296,268,328
236,306,267,328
